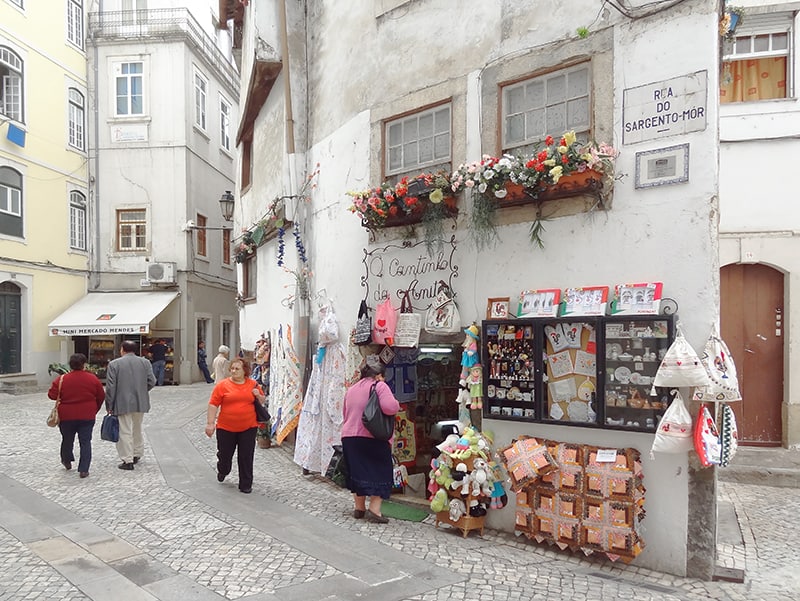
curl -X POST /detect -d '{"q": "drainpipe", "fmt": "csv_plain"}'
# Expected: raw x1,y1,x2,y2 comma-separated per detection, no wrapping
278,0,295,156
90,0,103,290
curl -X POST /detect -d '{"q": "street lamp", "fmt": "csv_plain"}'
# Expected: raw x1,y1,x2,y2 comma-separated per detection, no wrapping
219,190,235,222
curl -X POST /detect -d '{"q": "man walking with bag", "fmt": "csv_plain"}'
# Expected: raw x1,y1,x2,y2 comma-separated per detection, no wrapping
105,340,156,470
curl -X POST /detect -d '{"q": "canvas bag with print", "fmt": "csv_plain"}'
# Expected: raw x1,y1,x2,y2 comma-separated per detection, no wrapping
394,293,421,348
693,403,721,467
353,299,372,346
652,323,709,388
693,325,742,402
650,389,693,458
372,296,397,346
424,281,461,335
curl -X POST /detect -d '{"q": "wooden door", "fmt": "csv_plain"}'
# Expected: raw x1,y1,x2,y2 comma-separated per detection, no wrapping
720,264,784,445
0,282,21,374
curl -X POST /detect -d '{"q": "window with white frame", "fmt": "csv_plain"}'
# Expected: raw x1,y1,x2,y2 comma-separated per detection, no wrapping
69,190,86,250
68,88,85,150
117,209,146,250
194,70,207,130
67,0,84,49
220,95,231,151
502,63,591,153
115,61,143,116
385,103,451,176
720,13,793,103
0,166,23,238
0,46,23,123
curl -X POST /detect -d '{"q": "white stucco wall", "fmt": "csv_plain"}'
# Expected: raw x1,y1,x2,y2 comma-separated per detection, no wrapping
238,0,720,576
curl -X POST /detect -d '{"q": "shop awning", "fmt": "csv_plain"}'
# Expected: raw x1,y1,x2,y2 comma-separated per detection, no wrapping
48,291,180,336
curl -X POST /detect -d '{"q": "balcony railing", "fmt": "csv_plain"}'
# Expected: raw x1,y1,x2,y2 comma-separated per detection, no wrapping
88,8,239,93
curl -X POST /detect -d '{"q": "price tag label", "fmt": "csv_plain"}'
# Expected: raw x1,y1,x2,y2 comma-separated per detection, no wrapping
596,449,618,463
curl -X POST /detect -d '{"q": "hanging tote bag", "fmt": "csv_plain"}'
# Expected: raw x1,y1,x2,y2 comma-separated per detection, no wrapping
372,297,397,346
394,293,421,348
650,389,693,458
718,403,739,467
424,280,461,335
361,382,395,441
353,299,372,346
652,323,709,388
46,376,64,427
693,325,742,402
693,403,721,467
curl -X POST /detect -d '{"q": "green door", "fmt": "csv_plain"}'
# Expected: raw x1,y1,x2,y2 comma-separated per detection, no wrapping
0,282,21,374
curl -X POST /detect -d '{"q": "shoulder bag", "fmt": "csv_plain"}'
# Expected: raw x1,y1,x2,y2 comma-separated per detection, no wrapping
424,281,461,335
361,382,395,441
353,299,372,345
46,376,63,427
254,397,271,423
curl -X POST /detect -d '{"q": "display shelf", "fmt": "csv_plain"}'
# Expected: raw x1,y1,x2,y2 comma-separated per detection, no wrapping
482,314,676,432
432,455,487,538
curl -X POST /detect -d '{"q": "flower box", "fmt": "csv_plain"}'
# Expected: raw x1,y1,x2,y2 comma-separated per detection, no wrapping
499,169,604,209
363,194,458,228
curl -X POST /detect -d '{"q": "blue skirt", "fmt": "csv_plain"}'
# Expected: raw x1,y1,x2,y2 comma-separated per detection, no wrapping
342,436,393,499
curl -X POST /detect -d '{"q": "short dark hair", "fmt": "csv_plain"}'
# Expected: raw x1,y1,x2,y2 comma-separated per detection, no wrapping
121,340,139,353
230,358,251,377
69,353,87,371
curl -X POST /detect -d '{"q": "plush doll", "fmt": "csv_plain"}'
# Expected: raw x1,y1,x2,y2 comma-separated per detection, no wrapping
470,458,494,497
468,499,487,517
459,324,480,386
457,387,472,427
449,498,466,521
467,364,483,410
430,488,448,513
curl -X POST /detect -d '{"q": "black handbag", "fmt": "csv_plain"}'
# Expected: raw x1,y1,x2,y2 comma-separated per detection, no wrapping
354,299,372,345
100,414,119,442
361,382,395,441
254,399,271,423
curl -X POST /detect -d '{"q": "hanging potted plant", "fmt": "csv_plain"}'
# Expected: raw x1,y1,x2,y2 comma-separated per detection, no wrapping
257,420,272,449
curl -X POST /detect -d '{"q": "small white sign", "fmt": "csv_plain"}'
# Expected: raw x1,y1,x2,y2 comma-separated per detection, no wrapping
595,449,618,463
623,71,708,145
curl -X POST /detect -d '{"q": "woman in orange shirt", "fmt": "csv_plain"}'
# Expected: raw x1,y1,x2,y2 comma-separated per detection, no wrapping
204,358,265,493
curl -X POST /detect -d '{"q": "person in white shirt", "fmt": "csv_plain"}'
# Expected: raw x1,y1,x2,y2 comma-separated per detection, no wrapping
212,345,231,382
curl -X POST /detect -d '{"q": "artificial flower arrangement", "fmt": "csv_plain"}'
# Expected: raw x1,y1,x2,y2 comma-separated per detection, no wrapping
347,171,455,228
451,131,618,249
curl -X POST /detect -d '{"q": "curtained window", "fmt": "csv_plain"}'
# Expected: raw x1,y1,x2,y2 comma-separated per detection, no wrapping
720,14,793,103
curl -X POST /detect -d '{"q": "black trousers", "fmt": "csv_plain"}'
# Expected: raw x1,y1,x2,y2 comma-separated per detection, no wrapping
59,419,95,473
216,427,257,490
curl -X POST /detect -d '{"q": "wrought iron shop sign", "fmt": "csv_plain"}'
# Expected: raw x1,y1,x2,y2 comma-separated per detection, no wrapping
361,236,459,311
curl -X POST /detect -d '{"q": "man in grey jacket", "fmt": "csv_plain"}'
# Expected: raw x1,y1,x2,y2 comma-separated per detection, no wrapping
105,340,156,470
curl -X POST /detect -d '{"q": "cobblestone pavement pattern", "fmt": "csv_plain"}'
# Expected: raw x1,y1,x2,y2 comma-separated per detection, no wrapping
0,384,797,600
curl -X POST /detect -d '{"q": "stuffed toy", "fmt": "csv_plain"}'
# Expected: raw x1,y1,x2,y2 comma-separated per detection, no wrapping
459,324,480,386
430,488,448,513
449,498,466,521
468,499,487,517
452,462,470,496
467,365,483,409
470,458,494,497
457,387,472,427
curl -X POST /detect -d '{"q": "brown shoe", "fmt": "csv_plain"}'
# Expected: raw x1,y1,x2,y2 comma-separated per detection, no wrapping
79,472,89,478
365,510,388,524
353,509,366,519
62,461,72,471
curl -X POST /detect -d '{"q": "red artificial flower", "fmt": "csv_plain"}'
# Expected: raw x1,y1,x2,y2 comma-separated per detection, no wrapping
406,196,418,206
562,154,569,164
526,159,536,169
389,206,399,216
545,135,554,146
559,137,566,146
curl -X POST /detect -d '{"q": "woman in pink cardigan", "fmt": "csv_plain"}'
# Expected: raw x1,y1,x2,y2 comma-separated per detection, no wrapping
341,356,399,523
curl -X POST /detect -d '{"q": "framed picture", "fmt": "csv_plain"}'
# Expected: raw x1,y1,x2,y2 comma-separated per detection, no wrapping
560,286,609,317
518,289,561,318
611,282,663,315
487,297,511,319
635,143,689,188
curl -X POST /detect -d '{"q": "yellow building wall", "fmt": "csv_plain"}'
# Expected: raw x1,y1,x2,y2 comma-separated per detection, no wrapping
1,1,89,380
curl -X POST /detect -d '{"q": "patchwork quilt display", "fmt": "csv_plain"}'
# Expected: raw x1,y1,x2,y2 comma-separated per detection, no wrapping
500,439,645,563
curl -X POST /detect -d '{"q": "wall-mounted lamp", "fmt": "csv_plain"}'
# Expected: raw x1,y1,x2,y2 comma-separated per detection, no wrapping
219,190,235,222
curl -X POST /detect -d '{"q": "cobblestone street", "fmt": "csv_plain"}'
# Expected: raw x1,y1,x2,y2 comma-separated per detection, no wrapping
0,384,797,600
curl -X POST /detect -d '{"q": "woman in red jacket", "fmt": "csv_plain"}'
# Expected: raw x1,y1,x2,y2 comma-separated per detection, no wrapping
48,353,105,478
204,358,265,493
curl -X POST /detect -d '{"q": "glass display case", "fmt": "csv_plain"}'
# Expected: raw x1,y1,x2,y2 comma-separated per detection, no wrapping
88,336,116,379
602,316,674,430
481,314,675,432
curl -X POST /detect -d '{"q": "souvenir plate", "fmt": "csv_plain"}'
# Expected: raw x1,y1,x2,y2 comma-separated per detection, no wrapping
605,343,623,359
509,386,521,401
614,366,631,384
629,372,641,385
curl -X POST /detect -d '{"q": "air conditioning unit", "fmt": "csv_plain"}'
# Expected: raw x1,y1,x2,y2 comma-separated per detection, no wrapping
146,262,176,284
